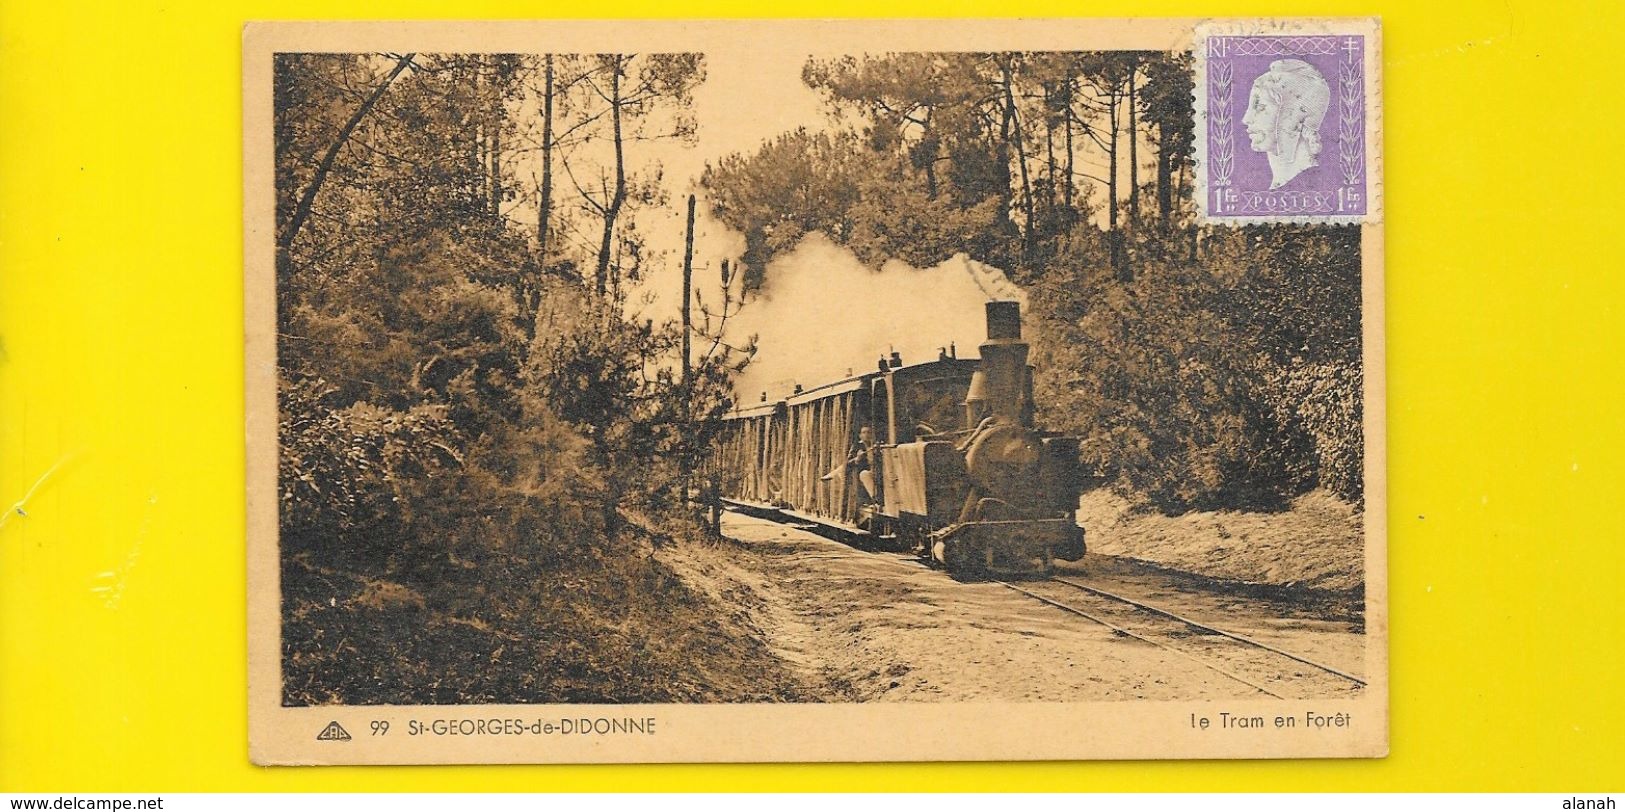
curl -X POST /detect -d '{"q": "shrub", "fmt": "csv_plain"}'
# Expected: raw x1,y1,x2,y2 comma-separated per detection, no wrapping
1268,360,1364,503
1030,224,1360,514
277,376,462,559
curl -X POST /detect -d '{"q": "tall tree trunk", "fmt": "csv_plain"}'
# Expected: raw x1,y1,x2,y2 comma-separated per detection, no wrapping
537,54,555,260
473,63,487,215
1043,84,1057,210
595,58,626,297
1127,60,1140,224
1000,59,1035,257
489,99,502,220
1107,95,1118,233
995,70,1014,228
921,106,938,199
524,55,557,341
1108,87,1126,280
488,56,502,222
1156,123,1173,221
680,193,695,406
279,53,415,252
680,194,696,504
1064,97,1075,217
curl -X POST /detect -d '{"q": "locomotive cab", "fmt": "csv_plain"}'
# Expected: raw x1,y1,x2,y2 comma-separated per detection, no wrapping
861,358,978,540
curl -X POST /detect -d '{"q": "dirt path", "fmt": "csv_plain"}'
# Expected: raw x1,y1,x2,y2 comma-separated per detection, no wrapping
658,511,1366,703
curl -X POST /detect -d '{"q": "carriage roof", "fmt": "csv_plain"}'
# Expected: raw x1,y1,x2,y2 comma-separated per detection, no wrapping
724,357,982,421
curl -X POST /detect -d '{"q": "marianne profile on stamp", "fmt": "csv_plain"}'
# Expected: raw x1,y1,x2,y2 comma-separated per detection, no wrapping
1243,58,1332,190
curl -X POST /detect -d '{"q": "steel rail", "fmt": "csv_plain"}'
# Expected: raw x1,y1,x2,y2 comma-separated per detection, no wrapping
994,580,1285,700
729,506,1360,695
1051,576,1367,687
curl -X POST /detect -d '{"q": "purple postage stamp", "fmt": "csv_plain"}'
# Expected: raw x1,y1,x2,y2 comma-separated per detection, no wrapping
1195,19,1381,224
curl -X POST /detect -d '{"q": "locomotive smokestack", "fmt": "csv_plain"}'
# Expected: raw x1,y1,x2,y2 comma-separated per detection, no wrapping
985,300,1022,340
965,300,1033,427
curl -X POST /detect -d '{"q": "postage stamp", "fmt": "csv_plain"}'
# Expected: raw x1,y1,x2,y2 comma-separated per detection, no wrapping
245,18,1385,765
1194,19,1382,224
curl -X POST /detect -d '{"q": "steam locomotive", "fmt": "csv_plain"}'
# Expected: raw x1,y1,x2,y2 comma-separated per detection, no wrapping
715,301,1086,578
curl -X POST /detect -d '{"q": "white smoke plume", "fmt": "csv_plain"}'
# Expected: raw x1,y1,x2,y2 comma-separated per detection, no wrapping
729,233,1027,404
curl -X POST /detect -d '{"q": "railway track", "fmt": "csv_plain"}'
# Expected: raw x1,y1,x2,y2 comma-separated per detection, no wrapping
993,576,1364,700
1049,577,1366,687
731,506,1363,700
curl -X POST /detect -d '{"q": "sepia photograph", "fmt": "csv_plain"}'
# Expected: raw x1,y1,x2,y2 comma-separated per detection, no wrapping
10,0,1625,799
245,19,1385,764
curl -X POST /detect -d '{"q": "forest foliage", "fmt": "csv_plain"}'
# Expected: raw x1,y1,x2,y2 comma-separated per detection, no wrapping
274,53,758,703
272,48,1363,701
702,51,1362,513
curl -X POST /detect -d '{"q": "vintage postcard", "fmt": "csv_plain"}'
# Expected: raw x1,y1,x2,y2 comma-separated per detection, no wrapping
246,18,1386,765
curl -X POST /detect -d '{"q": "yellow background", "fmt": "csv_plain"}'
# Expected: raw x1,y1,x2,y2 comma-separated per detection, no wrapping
2,0,1620,792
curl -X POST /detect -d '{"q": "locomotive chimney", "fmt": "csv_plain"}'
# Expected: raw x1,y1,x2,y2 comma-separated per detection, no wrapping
985,300,1021,340
965,300,1033,427
889,350,903,369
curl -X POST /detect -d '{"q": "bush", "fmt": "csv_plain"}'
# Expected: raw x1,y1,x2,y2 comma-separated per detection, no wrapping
1029,224,1361,514
1267,360,1364,503
277,376,462,559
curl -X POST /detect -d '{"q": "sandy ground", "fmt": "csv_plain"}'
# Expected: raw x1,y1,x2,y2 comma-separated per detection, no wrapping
1053,554,1366,680
657,511,1367,703
1076,489,1365,595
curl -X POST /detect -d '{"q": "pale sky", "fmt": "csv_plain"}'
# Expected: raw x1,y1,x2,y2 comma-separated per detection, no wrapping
491,47,1139,332
473,47,1148,400
620,48,1138,328
629,47,833,326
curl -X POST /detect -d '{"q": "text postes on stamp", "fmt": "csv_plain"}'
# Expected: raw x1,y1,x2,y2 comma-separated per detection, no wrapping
1195,19,1381,224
